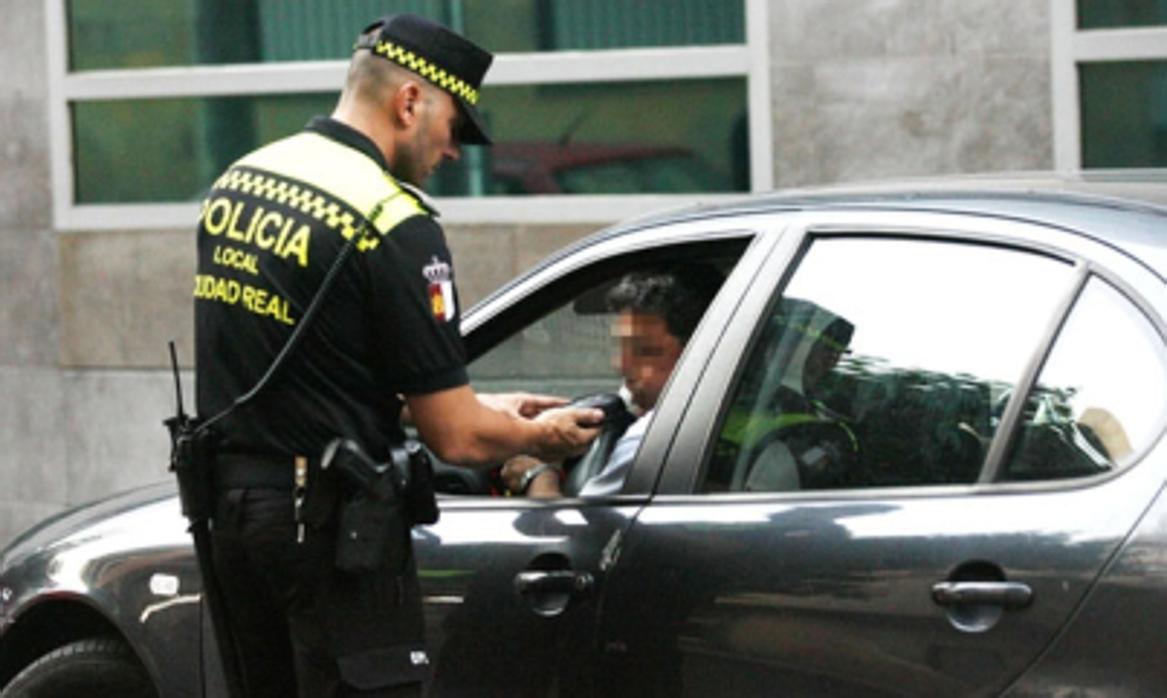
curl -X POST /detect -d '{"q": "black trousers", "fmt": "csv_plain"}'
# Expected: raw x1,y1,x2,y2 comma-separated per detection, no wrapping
210,487,426,698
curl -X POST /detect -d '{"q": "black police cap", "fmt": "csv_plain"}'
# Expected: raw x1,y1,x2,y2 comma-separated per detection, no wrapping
354,14,493,145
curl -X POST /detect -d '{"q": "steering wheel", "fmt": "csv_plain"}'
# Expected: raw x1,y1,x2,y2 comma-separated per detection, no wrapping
560,393,636,496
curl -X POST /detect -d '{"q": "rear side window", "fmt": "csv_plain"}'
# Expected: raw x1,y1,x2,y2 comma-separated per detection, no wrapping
704,237,1074,493
1002,277,1167,480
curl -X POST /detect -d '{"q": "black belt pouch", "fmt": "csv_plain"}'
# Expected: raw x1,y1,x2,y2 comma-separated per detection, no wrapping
335,491,409,575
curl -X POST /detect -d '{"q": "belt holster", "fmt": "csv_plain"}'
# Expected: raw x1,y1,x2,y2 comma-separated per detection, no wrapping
316,438,439,575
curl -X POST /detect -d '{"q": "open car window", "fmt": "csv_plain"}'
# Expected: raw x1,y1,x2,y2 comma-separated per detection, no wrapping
467,238,750,396
468,291,618,398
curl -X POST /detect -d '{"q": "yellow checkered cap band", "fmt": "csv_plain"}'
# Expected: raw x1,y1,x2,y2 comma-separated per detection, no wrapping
369,39,479,105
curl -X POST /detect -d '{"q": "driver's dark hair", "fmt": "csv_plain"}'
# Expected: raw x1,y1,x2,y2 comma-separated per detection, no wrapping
606,263,725,344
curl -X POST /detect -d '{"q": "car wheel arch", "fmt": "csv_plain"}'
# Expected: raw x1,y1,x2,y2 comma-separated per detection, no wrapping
0,598,154,693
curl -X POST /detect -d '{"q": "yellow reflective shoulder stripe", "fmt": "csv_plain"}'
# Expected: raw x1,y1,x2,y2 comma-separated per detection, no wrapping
373,184,428,236
236,132,426,238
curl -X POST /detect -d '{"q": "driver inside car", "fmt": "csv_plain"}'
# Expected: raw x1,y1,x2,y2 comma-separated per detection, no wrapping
501,263,725,497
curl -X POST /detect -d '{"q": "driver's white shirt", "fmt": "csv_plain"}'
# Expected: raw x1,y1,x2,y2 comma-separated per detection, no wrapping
578,410,653,497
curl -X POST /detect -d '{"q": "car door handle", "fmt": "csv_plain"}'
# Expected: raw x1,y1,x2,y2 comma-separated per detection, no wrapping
931,581,1033,608
513,570,594,595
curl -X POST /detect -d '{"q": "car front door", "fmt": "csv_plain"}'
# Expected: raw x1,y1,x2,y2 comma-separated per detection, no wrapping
417,501,637,697
411,226,769,697
596,212,1167,696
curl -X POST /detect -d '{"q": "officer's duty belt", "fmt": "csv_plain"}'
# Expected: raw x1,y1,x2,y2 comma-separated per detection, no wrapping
214,452,313,490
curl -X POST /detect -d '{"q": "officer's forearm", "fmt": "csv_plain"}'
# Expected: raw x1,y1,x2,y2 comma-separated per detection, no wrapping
406,385,550,466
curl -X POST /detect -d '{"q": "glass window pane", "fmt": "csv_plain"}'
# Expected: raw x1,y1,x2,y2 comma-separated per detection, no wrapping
68,0,744,70
1077,0,1167,29
73,94,334,204
68,0,445,70
704,239,1073,494
1080,61,1167,168
483,0,745,51
73,79,747,203
433,79,749,196
1002,278,1167,481
68,1,198,71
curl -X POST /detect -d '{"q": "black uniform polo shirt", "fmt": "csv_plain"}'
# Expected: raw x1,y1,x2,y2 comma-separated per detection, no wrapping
194,116,467,460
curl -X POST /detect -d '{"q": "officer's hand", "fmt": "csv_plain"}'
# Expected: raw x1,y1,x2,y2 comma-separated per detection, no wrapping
530,406,603,463
479,392,569,419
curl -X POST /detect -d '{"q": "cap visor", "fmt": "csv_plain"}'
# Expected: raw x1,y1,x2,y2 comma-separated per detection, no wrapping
456,101,491,145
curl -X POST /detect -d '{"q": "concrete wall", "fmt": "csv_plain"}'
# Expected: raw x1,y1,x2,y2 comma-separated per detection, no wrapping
0,0,64,544
0,0,1053,548
770,0,1051,186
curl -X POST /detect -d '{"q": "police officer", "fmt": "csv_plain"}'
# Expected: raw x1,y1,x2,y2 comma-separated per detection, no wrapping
194,14,601,698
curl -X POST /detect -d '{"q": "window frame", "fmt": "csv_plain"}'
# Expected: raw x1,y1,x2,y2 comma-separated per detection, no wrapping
436,224,765,501
45,0,773,232
1051,0,1167,171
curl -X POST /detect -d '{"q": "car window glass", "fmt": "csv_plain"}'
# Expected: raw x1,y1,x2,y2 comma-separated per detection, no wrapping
704,237,1073,493
1002,277,1167,480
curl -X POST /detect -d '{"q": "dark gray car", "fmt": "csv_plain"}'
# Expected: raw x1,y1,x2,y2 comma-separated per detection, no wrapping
2,175,1166,697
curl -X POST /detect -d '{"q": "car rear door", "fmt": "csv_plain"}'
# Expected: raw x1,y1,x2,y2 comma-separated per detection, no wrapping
595,211,1167,697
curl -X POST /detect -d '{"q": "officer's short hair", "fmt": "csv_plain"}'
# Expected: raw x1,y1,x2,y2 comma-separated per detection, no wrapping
606,264,725,344
345,38,413,104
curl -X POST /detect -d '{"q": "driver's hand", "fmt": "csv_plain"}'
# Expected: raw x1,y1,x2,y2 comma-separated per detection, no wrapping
530,405,603,462
501,455,542,492
479,392,569,419
502,455,563,498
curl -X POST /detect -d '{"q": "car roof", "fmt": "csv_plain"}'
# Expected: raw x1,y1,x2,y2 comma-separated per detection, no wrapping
606,171,1167,280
